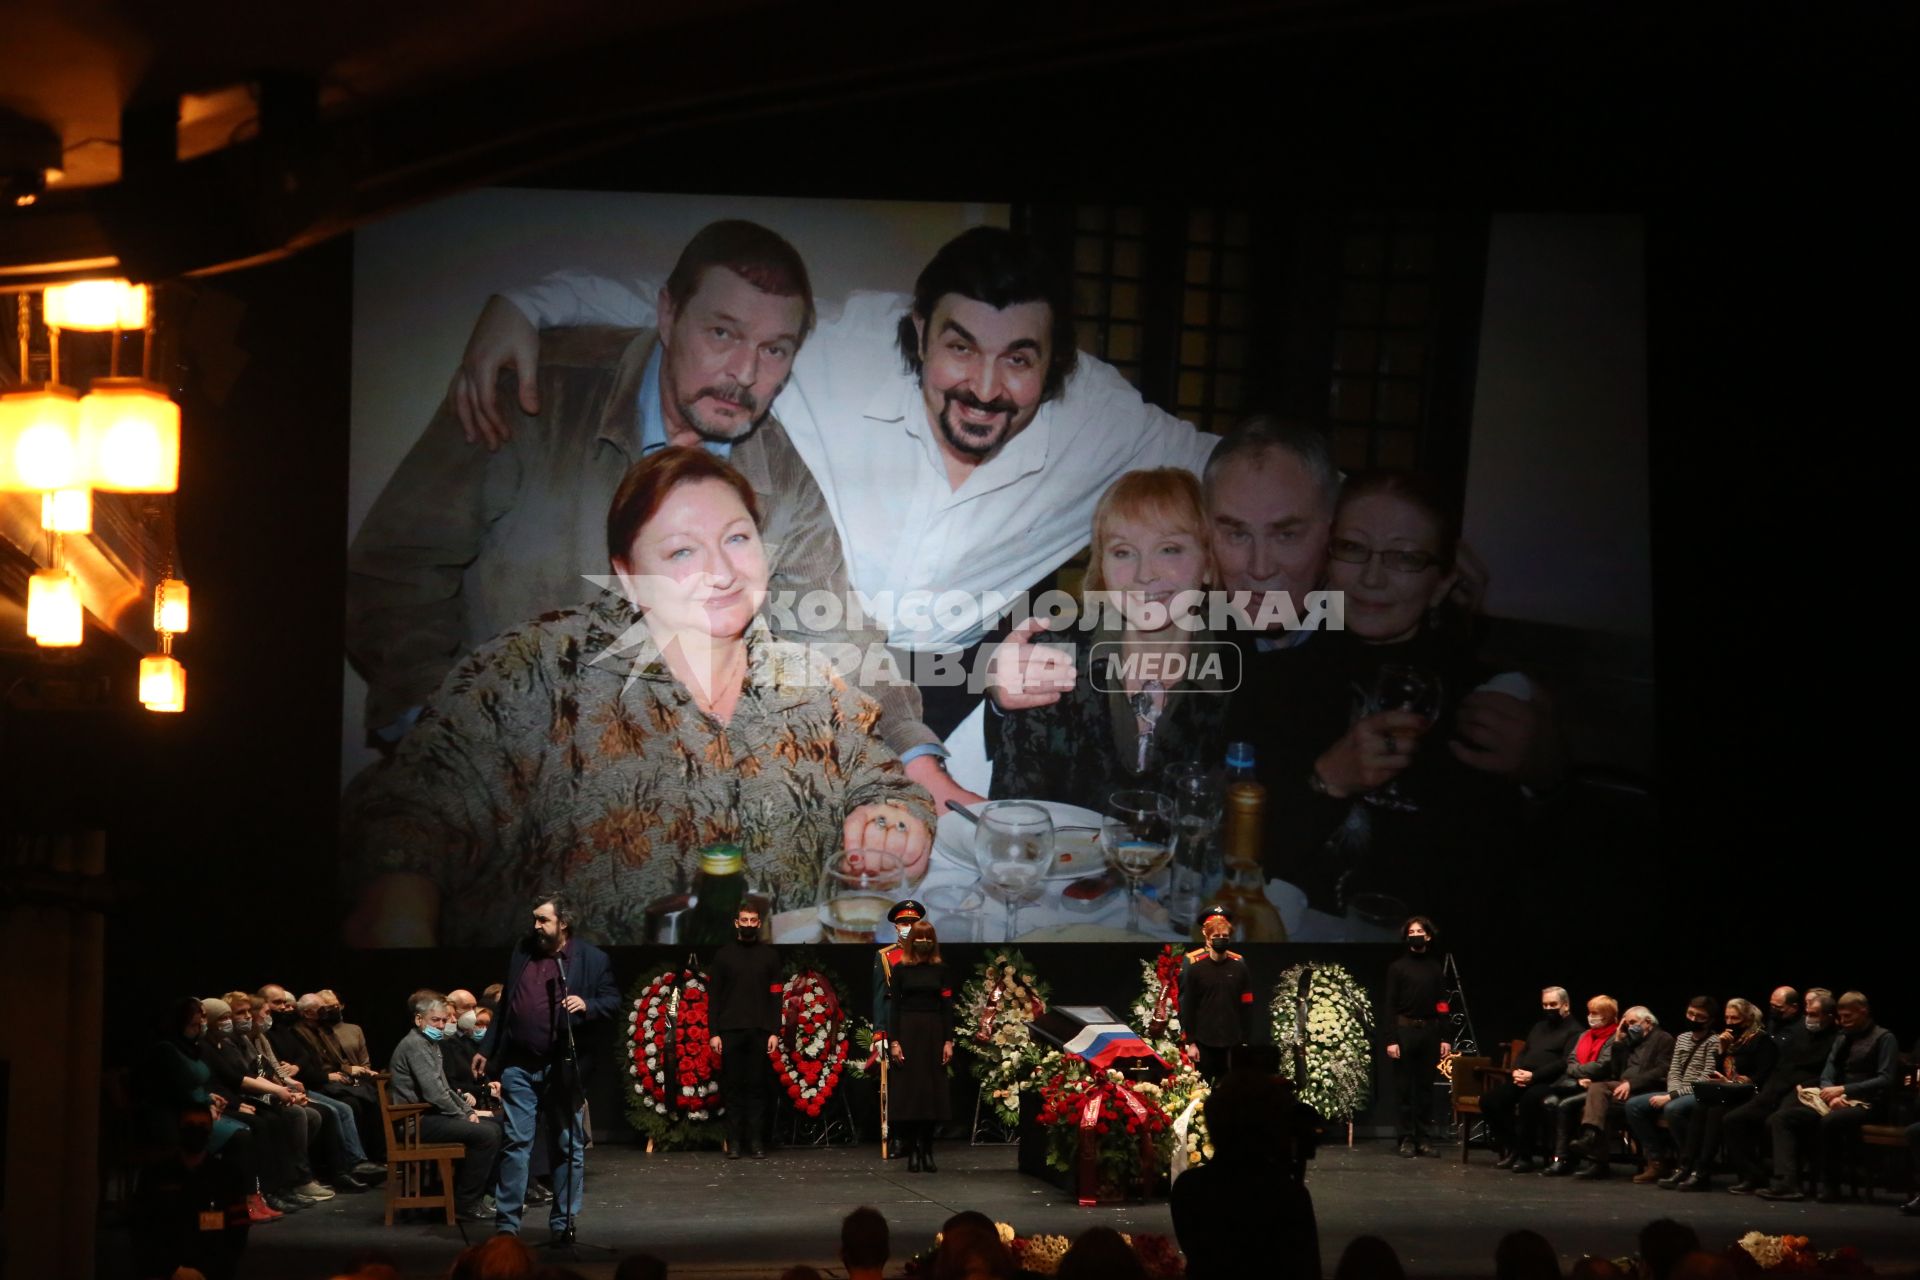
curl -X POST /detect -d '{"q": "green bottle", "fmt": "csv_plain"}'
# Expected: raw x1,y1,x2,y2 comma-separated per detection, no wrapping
686,845,747,945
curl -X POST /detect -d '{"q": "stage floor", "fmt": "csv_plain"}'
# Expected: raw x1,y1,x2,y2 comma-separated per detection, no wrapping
104,1140,1920,1279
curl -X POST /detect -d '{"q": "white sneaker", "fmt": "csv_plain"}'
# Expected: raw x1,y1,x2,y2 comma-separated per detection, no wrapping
294,1181,337,1201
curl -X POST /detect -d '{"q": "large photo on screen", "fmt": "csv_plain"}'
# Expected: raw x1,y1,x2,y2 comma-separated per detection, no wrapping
339,191,1654,950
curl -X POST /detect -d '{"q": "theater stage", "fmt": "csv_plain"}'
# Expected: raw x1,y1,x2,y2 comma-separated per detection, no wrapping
99,1139,1920,1279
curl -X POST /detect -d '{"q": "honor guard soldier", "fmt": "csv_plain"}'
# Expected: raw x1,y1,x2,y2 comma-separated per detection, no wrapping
1180,906,1255,1083
872,899,925,1157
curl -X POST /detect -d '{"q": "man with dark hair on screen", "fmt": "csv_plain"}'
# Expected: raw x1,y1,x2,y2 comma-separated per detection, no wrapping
472,894,619,1245
345,219,933,773
445,223,1220,787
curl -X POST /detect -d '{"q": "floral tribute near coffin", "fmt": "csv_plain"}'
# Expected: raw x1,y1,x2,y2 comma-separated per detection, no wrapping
625,960,724,1148
1032,1057,1173,1203
905,1220,1185,1278
1268,961,1374,1121
1132,944,1189,1060
956,948,1050,1126
768,952,855,1117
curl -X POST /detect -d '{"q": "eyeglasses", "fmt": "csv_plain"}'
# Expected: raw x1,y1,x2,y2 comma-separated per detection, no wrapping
1329,538,1439,574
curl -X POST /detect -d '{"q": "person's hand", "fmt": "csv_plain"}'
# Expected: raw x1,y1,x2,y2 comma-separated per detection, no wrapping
1440,1042,1453,1061
1511,1068,1533,1086
984,617,1076,710
488,1081,502,1100
1386,1044,1402,1060
462,1092,478,1108
209,1094,227,1118
280,1063,301,1078
238,1103,257,1117
845,803,932,883
1451,689,1567,788
904,756,984,820
890,1042,905,1063
1611,1081,1632,1102
328,1071,348,1085
1315,709,1429,797
710,1035,722,1057
450,295,540,449
561,994,586,1015
1448,541,1489,617
467,1111,484,1125
471,1054,487,1078
942,1040,954,1065
767,1034,778,1056
1649,1093,1671,1110
1820,1086,1846,1103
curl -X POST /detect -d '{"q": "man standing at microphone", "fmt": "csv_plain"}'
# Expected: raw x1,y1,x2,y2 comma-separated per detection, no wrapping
474,895,619,1245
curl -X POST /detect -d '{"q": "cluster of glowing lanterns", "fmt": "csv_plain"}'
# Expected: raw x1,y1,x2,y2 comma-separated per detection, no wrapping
6,280,189,711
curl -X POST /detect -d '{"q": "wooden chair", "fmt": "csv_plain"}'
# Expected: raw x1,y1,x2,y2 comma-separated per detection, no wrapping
374,1074,465,1226
1449,1055,1495,1163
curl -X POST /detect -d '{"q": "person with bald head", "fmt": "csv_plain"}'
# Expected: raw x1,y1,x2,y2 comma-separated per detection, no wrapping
280,993,383,1161
441,989,488,1103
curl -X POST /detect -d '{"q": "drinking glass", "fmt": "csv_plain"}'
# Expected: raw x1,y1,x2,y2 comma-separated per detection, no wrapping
1363,664,1441,813
974,802,1054,943
1162,762,1222,932
815,850,906,944
1101,789,1175,935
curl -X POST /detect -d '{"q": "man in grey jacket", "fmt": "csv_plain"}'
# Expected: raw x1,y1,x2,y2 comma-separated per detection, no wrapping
387,992,503,1221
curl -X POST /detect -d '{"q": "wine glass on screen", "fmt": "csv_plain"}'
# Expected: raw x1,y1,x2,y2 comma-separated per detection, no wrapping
974,802,1054,943
815,849,906,943
1102,789,1175,935
1363,664,1441,813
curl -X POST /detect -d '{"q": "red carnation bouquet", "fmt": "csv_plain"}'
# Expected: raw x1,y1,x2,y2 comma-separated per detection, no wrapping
626,961,724,1149
769,964,853,1118
1033,1061,1172,1204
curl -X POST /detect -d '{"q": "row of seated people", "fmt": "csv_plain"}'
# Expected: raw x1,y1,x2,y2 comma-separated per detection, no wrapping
1477,986,1917,1211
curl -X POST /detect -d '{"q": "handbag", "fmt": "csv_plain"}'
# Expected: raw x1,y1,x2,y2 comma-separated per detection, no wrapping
1693,1080,1755,1106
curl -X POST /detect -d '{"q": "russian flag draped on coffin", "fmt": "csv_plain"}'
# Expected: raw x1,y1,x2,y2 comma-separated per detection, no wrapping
1030,1005,1170,1079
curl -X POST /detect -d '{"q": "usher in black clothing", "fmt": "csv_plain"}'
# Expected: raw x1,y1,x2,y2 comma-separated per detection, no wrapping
1180,949,1254,1048
710,938,783,1154
1382,951,1448,1040
1384,949,1449,1146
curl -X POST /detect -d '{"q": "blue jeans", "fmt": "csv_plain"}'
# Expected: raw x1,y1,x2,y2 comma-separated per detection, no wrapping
302,1090,369,1167
1625,1092,1698,1162
495,1061,585,1235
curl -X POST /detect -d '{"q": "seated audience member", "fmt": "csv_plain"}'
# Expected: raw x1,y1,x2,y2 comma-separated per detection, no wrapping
442,991,488,1100
1724,987,1837,1194
1566,1006,1672,1179
840,1206,888,1280
1486,986,1583,1172
387,992,503,1221
1624,996,1718,1185
199,997,333,1213
1495,1229,1562,1280
1759,989,1898,1201
282,992,383,1156
613,1256,668,1280
933,1211,1018,1280
1766,987,1803,1043
1669,1254,1737,1280
1637,1219,1700,1280
1541,995,1620,1175
987,468,1233,807
235,989,382,1182
1670,997,1776,1191
256,985,300,1059
1227,470,1552,926
1058,1227,1148,1280
216,991,338,1196
1170,1069,1320,1280
317,990,376,1076
447,1232,536,1280
129,1105,250,1280
345,447,935,946
1334,1236,1406,1280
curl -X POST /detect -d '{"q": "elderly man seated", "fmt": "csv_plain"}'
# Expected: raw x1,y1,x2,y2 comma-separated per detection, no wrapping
1758,990,1899,1202
1566,1005,1673,1179
1540,995,1621,1175
387,992,503,1222
1484,986,1583,1173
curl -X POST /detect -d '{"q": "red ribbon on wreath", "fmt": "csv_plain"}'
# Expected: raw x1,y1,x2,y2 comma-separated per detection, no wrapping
1148,945,1181,1039
1076,1093,1105,1206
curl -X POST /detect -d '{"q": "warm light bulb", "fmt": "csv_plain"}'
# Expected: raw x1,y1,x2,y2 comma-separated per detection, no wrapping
0,385,84,491
41,487,93,533
79,378,179,492
155,578,190,633
139,653,186,712
43,280,149,331
26,569,83,646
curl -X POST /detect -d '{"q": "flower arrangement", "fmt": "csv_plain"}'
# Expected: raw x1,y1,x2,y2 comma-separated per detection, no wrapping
1268,961,1373,1120
1149,1060,1212,1174
625,961,724,1148
908,1222,1185,1278
1131,944,1189,1062
1727,1233,1872,1275
769,955,853,1117
1033,1060,1172,1202
956,949,1050,1126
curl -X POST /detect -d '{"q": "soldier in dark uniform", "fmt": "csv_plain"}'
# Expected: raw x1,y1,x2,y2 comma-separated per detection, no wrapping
1179,906,1255,1083
871,899,924,1158
1382,915,1451,1157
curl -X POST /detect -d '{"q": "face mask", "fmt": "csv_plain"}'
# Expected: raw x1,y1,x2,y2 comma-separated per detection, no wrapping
896,923,915,942
259,1014,273,1031
320,1008,344,1026
913,940,934,954
215,1019,233,1035
457,1012,479,1035
235,1017,253,1033
1407,937,1429,952
1543,1009,1564,1022
421,1025,445,1041
1625,1023,1646,1041
1207,936,1228,952
736,925,759,943
1588,1014,1606,1028
1805,1016,1824,1031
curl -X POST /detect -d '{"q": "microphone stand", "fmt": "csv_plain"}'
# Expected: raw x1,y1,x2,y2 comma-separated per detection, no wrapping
548,956,612,1255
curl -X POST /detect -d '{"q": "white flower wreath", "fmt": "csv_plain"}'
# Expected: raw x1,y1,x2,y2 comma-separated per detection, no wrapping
1269,961,1374,1120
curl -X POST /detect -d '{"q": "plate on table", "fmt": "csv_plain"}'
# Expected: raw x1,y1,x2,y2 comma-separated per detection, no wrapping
935,800,1104,884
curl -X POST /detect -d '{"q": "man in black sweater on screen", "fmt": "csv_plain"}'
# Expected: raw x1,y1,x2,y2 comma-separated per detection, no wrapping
710,904,783,1159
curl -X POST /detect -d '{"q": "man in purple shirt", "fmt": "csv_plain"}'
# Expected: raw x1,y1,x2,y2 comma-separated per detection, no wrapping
473,894,619,1245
